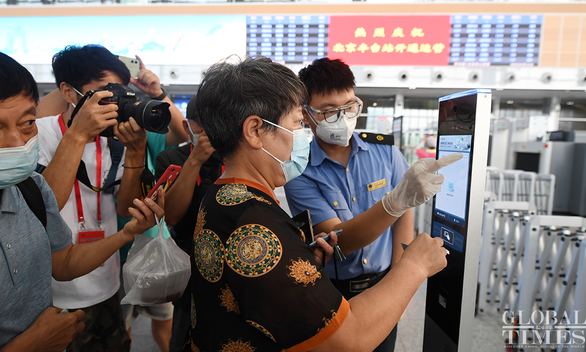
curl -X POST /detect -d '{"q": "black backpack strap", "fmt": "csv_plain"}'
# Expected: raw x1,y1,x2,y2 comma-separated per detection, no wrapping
16,177,47,228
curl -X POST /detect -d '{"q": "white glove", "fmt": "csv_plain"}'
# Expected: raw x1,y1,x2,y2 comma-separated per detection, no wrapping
382,153,463,218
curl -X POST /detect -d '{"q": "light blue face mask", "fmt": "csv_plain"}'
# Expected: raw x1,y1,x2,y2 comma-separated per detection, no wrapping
261,119,310,183
0,135,41,189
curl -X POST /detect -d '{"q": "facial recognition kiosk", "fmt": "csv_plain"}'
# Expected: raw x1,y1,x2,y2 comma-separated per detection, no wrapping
423,89,491,352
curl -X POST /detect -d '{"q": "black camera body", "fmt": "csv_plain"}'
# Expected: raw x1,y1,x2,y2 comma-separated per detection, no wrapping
68,82,171,137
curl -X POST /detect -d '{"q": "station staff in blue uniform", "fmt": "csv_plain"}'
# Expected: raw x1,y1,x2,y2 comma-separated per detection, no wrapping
285,58,460,351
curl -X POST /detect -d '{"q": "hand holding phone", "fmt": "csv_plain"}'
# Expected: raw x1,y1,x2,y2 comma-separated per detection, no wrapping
118,56,140,79
147,165,181,202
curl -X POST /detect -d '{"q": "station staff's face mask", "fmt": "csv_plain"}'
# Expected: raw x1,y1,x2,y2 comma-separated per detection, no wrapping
0,135,41,189
260,119,310,183
304,97,363,147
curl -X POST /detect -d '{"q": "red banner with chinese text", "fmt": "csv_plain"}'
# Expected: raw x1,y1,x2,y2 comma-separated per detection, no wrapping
327,15,451,66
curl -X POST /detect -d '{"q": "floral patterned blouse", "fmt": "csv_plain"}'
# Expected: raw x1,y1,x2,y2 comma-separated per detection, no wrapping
189,177,349,352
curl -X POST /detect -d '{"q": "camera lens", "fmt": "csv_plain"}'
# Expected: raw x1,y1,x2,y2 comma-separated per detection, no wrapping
121,100,171,134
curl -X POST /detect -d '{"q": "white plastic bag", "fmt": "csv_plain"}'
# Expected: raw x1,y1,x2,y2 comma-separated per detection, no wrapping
121,216,191,306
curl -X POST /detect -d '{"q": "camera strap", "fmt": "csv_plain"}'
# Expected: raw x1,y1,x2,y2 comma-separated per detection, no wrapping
104,138,124,194
75,161,102,192
76,161,121,193
59,116,121,193
67,91,90,128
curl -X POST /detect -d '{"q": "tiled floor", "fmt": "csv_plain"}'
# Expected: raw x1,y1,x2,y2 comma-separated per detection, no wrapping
130,315,160,352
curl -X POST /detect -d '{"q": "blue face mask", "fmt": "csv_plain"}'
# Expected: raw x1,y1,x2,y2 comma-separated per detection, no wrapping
261,119,310,183
0,135,41,189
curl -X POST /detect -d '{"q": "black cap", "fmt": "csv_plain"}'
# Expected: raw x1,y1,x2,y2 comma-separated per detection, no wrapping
186,95,199,124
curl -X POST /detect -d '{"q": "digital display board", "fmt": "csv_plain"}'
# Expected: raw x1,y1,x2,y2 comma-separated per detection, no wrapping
246,15,328,64
449,15,542,66
1,13,545,69
328,15,451,66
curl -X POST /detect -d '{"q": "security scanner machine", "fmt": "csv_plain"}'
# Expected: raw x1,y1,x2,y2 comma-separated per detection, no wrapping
422,89,491,352
510,139,586,216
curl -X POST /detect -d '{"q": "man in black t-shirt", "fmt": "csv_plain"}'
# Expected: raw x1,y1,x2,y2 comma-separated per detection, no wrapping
155,97,222,351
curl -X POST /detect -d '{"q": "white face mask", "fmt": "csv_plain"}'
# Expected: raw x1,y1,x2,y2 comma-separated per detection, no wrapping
186,121,200,146
312,112,357,147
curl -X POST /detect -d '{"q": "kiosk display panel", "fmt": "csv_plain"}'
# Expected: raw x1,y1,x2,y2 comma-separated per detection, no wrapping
423,89,491,352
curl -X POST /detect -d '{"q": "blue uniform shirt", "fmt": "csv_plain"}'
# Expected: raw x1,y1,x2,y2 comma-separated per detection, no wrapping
284,132,409,280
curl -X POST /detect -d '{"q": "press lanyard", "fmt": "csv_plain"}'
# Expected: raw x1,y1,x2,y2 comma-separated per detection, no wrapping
59,116,102,229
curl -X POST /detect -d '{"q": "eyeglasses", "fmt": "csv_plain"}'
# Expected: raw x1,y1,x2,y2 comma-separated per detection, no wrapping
304,97,363,123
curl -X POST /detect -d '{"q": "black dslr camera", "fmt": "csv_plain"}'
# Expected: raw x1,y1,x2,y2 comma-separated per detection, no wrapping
68,82,171,137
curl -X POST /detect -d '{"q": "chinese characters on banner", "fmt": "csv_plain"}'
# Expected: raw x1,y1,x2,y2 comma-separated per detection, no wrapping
327,15,451,66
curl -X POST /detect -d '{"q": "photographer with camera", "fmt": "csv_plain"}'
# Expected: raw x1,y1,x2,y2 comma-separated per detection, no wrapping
0,52,167,352
34,44,184,352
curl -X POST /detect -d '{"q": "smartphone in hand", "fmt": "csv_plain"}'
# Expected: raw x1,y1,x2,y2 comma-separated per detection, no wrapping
118,56,140,78
147,165,181,202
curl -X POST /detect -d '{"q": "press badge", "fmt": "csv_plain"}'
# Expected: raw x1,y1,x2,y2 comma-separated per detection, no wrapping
367,179,387,192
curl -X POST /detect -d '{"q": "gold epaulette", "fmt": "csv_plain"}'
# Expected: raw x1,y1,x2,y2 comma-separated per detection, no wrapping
358,132,395,146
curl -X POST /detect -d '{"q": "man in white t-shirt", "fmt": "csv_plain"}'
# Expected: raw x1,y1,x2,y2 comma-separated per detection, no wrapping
36,44,159,352
0,51,165,352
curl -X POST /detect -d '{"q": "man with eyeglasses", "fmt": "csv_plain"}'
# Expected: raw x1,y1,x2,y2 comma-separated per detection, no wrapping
284,58,412,351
